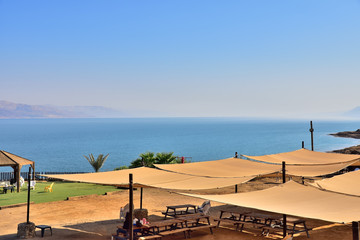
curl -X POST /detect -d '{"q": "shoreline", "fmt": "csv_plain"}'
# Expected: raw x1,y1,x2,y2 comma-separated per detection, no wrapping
330,129,360,154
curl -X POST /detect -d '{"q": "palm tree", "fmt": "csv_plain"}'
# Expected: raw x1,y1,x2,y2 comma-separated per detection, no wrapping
155,152,177,164
84,153,109,172
130,152,156,168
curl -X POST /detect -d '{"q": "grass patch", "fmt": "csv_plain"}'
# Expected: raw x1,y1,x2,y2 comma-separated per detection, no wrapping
0,181,122,206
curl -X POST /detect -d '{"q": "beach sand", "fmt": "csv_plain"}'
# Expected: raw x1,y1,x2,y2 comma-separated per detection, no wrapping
0,179,353,240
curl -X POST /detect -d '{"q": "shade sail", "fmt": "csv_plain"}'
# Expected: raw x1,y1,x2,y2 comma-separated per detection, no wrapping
310,170,360,196
181,181,360,223
155,157,354,178
43,167,254,190
242,148,360,165
0,150,34,167
285,161,357,177
155,158,281,178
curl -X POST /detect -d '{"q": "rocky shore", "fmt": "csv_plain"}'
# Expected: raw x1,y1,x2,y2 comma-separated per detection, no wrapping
330,129,360,154
330,129,360,139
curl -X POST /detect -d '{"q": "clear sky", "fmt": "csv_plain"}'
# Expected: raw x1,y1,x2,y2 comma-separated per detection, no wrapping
1,1,360,118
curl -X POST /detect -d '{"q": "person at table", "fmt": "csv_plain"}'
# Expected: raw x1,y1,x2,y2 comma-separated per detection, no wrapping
117,212,141,237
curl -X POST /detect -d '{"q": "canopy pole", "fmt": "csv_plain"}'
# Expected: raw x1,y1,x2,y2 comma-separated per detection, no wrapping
140,187,143,210
353,221,359,240
32,163,35,180
309,121,314,151
26,167,31,224
129,174,133,240
282,161,286,183
282,161,287,237
16,165,21,193
235,184,238,193
302,141,304,149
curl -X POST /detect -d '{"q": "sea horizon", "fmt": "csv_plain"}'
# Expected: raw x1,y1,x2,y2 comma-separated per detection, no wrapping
0,118,359,173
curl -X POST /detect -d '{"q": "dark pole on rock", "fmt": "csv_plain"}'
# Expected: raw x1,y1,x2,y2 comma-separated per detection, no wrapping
235,184,238,193
27,167,31,224
353,221,359,240
309,121,314,151
302,141,304,149
129,174,133,240
282,161,287,237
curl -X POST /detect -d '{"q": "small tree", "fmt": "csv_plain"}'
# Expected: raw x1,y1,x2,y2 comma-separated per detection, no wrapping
84,153,109,172
130,152,156,168
114,165,129,171
155,152,177,164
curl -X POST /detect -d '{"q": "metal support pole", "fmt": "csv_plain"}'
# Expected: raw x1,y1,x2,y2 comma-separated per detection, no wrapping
282,161,286,184
302,141,304,149
129,174,133,240
27,167,31,224
353,221,359,240
283,214,287,237
282,161,287,237
235,185,238,193
309,121,314,151
140,187,143,210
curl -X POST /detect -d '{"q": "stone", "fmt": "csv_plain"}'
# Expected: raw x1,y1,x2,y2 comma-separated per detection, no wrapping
17,222,36,239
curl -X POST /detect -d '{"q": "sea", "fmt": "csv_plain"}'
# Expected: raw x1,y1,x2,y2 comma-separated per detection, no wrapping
0,118,359,173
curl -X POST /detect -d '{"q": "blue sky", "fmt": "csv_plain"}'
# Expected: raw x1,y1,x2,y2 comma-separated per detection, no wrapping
1,1,360,118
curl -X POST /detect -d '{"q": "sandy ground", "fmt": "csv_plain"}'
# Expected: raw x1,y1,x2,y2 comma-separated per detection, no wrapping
0,179,354,240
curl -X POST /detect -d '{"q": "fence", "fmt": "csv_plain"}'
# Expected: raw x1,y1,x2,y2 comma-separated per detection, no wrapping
0,171,88,181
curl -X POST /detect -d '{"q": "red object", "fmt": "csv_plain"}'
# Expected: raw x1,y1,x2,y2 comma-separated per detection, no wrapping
181,156,185,164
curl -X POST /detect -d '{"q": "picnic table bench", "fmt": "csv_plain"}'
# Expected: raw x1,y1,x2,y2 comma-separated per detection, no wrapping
162,204,197,219
175,213,216,237
215,210,310,237
117,213,216,239
118,219,187,239
262,216,311,238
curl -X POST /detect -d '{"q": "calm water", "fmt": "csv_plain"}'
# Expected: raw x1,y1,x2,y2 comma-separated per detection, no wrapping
0,118,359,172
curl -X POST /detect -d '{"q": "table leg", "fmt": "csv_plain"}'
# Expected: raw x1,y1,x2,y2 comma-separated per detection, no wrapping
217,211,224,227
164,208,170,219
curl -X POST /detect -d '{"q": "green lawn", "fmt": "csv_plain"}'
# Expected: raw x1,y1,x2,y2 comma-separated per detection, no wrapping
0,181,122,206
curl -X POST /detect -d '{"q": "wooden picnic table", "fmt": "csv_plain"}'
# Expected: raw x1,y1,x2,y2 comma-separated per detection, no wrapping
162,204,197,219
175,213,215,237
215,210,310,237
118,219,186,239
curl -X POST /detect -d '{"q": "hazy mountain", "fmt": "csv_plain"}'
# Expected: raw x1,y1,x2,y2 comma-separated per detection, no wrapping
344,107,360,118
0,100,125,118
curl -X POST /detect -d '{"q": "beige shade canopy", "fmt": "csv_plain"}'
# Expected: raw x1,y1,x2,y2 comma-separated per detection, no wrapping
285,161,357,177
0,150,35,192
310,170,360,196
44,167,254,190
0,150,34,167
181,181,360,223
155,157,354,178
242,148,360,165
155,157,281,178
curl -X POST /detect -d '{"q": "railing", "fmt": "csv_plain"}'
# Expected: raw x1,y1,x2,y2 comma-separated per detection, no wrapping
0,171,88,181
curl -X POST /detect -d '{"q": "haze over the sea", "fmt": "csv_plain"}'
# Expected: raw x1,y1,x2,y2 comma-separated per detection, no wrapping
1,1,360,119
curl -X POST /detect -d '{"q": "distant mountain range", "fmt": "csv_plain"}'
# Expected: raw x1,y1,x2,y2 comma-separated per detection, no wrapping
0,100,125,118
344,107,360,118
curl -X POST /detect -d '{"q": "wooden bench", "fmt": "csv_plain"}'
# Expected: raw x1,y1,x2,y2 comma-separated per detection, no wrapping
214,218,245,230
139,234,163,240
187,224,216,237
261,218,311,238
158,228,190,238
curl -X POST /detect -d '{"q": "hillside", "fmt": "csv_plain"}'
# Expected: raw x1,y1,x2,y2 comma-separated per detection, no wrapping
0,100,124,118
